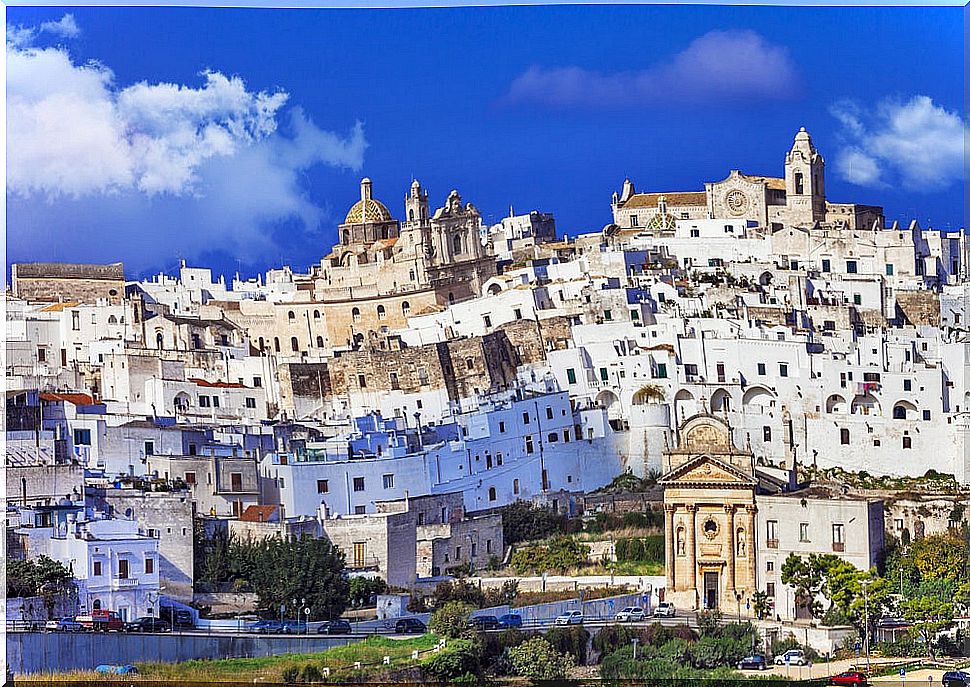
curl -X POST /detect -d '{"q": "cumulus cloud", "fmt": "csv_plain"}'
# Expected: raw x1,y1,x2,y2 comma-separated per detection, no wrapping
6,27,367,271
501,30,800,109
830,95,967,191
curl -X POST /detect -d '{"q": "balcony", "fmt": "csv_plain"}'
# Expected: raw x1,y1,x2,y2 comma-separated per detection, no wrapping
766,539,779,549
832,542,845,553
111,577,139,590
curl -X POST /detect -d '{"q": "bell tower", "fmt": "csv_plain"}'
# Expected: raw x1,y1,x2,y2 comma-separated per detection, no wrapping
405,179,429,227
784,127,826,225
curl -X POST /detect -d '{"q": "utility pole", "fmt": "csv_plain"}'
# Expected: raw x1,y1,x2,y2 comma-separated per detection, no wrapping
861,579,871,676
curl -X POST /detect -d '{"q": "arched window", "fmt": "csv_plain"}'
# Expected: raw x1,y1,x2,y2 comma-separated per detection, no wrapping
452,233,462,255
465,357,474,370
155,332,164,349
258,337,265,352
352,307,361,323
402,301,411,316
290,337,299,352
342,228,350,243
288,311,295,320
893,405,907,420
313,310,320,320
409,209,414,221
488,487,497,502
377,305,386,320
108,315,118,324
92,599,102,611
274,337,281,353
316,336,324,348
794,172,804,195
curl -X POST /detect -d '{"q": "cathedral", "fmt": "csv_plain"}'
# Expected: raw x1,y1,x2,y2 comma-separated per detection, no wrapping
311,178,496,346
611,128,885,233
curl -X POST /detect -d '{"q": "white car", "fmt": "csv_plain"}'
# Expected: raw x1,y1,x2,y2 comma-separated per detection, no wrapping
554,610,584,626
774,649,809,666
614,606,646,622
653,602,676,618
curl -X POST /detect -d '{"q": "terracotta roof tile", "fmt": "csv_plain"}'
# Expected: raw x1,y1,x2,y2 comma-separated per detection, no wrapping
239,505,279,522
40,392,98,406
623,192,708,209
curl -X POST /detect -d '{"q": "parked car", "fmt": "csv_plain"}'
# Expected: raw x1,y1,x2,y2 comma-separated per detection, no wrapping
77,609,124,632
251,620,285,634
160,607,194,628
554,610,584,626
95,665,139,675
737,655,768,671
468,615,499,631
46,617,84,633
829,671,868,686
281,620,307,634
943,671,970,687
653,602,676,618
775,649,809,666
497,613,523,629
317,619,353,634
395,618,427,634
614,606,646,622
125,617,172,633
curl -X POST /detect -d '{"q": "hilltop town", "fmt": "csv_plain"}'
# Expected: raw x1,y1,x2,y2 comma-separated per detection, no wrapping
7,128,970,677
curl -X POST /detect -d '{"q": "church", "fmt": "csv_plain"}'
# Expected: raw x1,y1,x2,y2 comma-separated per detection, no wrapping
611,128,884,234
658,409,885,620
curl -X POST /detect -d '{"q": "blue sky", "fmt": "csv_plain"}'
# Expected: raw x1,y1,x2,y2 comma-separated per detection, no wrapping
6,5,966,279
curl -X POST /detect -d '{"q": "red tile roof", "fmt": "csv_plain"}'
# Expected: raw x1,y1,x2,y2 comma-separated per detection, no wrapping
40,392,98,406
239,505,279,522
188,378,247,389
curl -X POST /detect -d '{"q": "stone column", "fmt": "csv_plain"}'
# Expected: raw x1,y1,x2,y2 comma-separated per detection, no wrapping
724,505,736,595
685,504,697,598
745,504,758,594
664,503,676,593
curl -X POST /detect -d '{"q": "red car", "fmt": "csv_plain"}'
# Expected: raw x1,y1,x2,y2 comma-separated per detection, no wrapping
830,671,868,686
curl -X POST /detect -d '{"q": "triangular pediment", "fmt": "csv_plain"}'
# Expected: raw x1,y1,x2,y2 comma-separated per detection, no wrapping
659,454,757,488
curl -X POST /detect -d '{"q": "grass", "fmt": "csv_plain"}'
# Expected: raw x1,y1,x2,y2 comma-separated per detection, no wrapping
21,634,440,684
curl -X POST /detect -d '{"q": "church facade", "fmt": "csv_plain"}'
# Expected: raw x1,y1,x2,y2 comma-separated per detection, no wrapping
658,413,759,614
611,128,884,234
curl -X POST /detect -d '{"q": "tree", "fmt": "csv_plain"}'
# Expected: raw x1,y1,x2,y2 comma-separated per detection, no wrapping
781,553,826,618
7,556,75,618
510,535,590,574
909,534,968,584
248,535,349,621
507,636,575,680
349,576,386,608
429,601,476,640
501,501,566,545
751,591,770,621
900,596,953,657
423,639,482,681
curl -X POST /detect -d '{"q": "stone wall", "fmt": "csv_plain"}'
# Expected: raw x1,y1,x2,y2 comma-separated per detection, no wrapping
896,290,940,327
11,262,125,304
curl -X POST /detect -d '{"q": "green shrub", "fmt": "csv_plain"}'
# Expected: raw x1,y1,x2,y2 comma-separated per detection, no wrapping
545,625,590,664
281,666,300,684
771,634,819,660
510,535,590,574
429,601,475,640
507,636,575,680
422,639,482,680
300,664,322,683
592,624,647,658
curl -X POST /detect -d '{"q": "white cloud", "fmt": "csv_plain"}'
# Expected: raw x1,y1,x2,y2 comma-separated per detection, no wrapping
6,32,367,270
7,13,80,47
503,30,801,109
831,95,967,192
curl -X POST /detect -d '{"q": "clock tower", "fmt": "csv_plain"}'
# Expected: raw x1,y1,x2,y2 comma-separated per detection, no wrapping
784,127,826,226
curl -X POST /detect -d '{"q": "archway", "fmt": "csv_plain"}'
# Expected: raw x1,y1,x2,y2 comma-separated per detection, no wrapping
825,394,847,414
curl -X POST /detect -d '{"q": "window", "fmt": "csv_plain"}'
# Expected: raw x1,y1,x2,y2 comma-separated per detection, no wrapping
525,436,534,454
73,429,91,446
290,336,299,352
903,435,912,449
353,477,365,492
199,395,211,408
230,473,243,492
767,582,776,597
353,542,366,567
599,367,609,382
402,301,411,316
317,479,329,494
655,363,667,379
145,557,154,574
522,412,530,425
846,260,858,274
354,505,366,515
832,523,845,552
93,561,102,576
498,421,506,433
72,311,80,330
840,428,850,445
886,264,894,276
779,363,788,377
631,214,639,227
382,474,394,489
488,487,497,501
253,376,262,388
766,561,774,573
358,374,367,388
895,519,904,530
352,307,361,322
904,379,912,391
763,426,772,442
853,294,862,306
766,520,778,547
118,559,129,579
513,479,520,495
377,305,386,320
757,362,766,375
922,410,931,421
211,395,220,408
389,372,400,390
483,315,492,328
547,432,559,443
466,357,475,370
799,523,810,542
603,309,612,321
566,368,577,384
184,472,196,485
546,406,554,420
244,397,257,409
